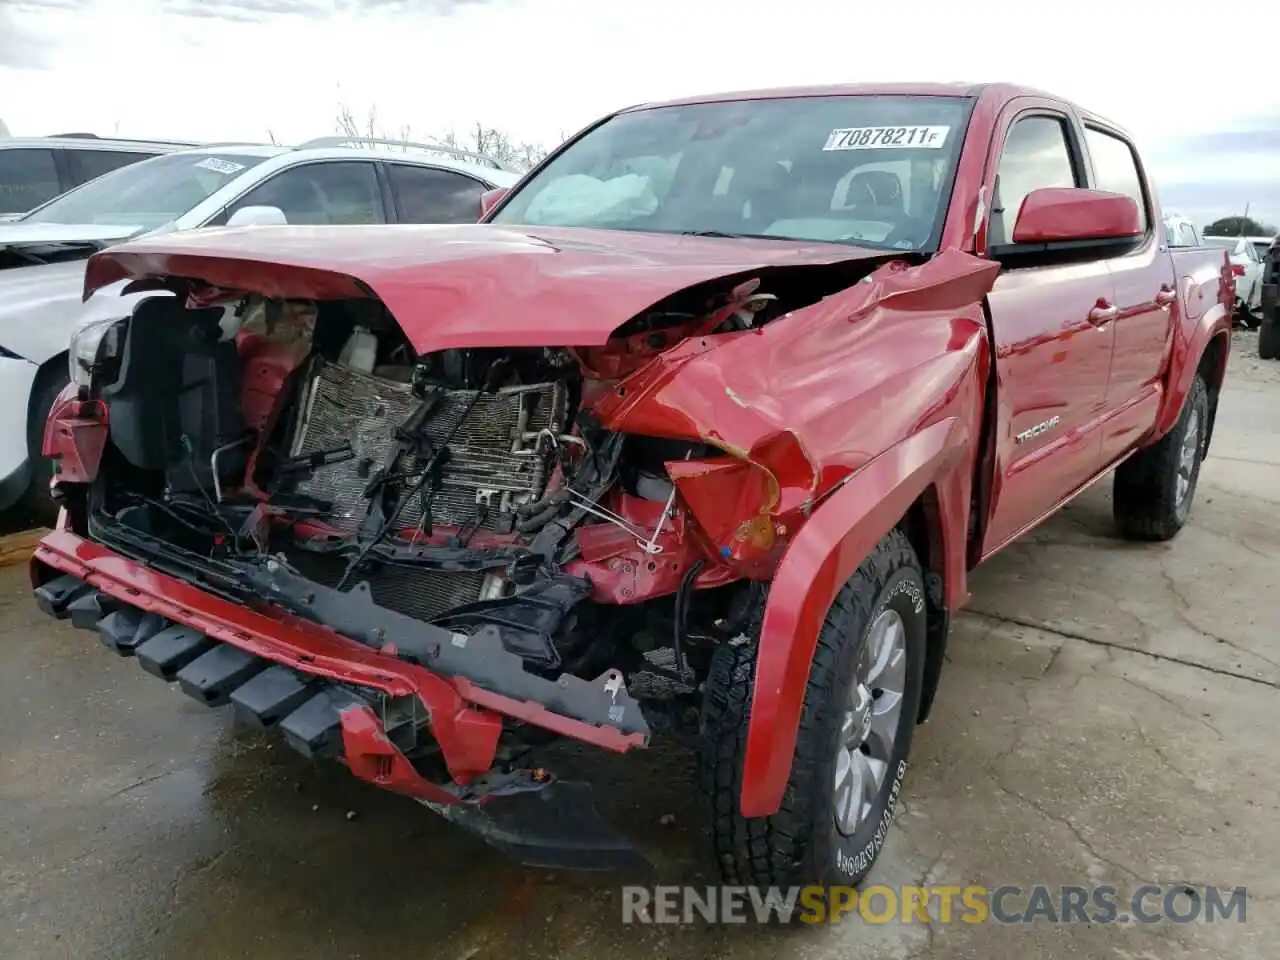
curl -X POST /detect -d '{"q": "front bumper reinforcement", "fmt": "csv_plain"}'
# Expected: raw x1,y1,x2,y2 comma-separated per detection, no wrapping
31,529,652,870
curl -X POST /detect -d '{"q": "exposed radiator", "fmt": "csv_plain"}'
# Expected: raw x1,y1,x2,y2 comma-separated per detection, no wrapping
286,361,568,532
284,551,487,622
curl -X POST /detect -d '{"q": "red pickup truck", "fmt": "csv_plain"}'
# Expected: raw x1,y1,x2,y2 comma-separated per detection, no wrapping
32,82,1231,888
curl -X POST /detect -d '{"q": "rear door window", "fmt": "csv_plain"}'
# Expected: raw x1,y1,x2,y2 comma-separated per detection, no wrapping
66,149,158,187
1083,126,1150,233
0,148,60,214
387,163,487,223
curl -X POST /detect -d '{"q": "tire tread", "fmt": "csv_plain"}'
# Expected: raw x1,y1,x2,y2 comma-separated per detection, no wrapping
699,529,919,887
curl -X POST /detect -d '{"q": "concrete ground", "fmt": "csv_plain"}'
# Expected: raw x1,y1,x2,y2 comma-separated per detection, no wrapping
2,331,1277,960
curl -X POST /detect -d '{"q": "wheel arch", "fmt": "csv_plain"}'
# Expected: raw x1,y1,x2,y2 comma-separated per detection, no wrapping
27,350,70,445
738,417,973,818
1152,304,1231,447
897,488,951,725
1195,331,1229,458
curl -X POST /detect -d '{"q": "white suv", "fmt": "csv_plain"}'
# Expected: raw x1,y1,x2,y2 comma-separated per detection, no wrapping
0,137,521,521
0,133,198,220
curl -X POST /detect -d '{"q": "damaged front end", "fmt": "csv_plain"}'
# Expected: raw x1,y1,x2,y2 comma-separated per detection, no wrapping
35,253,900,868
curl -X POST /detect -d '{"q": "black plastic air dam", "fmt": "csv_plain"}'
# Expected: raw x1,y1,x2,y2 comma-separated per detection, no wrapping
243,559,651,740
35,572,376,760
36,570,651,871
78,510,651,742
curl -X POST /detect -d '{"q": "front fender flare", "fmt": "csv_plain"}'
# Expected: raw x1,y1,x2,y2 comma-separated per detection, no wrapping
739,416,973,818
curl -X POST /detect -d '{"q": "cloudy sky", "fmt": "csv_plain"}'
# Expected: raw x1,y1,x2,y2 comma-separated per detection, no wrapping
2,0,1278,229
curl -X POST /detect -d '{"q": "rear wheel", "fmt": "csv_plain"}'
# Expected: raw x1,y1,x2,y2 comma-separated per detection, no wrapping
699,529,926,888
1113,374,1208,541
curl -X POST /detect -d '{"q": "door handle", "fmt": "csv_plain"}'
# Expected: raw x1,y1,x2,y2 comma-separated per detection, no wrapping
1155,286,1177,306
1088,301,1118,326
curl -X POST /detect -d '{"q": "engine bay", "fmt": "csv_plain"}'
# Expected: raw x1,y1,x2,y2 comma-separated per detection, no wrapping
62,264,862,761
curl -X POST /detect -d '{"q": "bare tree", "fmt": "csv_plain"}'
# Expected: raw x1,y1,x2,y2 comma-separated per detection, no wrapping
437,123,552,170
335,102,383,142
332,101,557,171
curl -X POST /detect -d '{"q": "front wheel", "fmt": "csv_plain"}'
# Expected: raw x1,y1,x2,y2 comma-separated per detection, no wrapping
698,529,927,888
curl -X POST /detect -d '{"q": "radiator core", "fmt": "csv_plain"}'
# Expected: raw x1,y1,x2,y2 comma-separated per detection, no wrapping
286,361,568,533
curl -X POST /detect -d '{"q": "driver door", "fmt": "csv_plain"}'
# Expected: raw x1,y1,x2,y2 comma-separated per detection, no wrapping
980,106,1117,556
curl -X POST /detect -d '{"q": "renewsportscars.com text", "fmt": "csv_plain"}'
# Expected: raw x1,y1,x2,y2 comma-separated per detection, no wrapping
621,884,1249,925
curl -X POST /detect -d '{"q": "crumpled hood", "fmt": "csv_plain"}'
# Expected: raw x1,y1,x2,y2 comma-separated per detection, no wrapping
82,223,892,353
0,221,144,249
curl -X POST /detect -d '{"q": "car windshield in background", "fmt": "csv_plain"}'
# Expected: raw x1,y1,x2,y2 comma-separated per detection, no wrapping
21,152,269,228
492,95,973,251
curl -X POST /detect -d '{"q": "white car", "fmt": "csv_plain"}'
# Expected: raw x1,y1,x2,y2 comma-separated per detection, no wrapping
0,137,520,519
1203,234,1265,324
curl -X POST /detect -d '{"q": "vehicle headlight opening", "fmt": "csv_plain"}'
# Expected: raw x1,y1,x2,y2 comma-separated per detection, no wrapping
69,317,127,389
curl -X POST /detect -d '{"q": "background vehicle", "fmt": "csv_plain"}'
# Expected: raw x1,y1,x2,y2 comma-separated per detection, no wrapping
1203,234,1265,324
1260,237,1280,359
1243,235,1275,261
0,133,196,221
31,83,1231,892
0,137,520,522
1162,211,1202,249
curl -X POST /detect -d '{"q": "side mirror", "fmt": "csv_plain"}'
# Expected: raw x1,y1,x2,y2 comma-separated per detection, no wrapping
226,205,288,228
478,187,509,220
1011,188,1142,245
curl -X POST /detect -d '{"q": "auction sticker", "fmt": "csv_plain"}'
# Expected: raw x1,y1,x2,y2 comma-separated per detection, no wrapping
823,125,950,151
195,157,247,175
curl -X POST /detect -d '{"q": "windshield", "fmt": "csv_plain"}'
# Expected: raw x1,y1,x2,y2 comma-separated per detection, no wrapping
21,151,270,228
492,95,973,251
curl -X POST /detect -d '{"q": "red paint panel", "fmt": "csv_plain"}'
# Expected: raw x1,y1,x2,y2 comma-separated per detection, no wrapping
43,391,109,483
1011,188,1142,244
83,225,888,354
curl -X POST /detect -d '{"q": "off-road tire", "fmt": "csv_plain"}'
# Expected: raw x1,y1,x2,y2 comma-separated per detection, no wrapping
18,363,69,525
1113,374,1208,541
698,529,927,890
1259,311,1279,360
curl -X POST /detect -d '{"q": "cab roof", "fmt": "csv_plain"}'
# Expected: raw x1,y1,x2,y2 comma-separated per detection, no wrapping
625,81,1058,110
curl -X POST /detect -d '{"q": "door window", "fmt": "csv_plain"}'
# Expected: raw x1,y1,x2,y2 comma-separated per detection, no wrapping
67,149,158,186
226,161,383,225
387,164,486,223
0,148,60,214
990,116,1080,246
1083,126,1149,233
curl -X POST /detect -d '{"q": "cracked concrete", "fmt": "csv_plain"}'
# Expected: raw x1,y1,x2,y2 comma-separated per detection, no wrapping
1,329,1277,959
